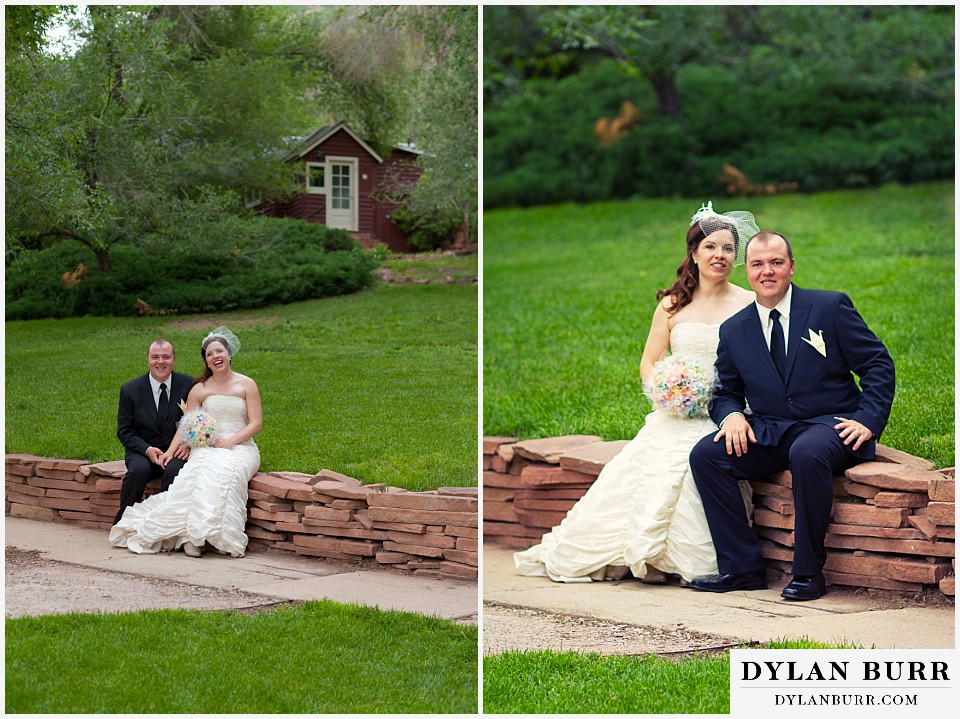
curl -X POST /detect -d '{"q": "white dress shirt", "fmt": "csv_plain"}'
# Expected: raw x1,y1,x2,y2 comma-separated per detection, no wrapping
149,374,172,411
755,284,793,354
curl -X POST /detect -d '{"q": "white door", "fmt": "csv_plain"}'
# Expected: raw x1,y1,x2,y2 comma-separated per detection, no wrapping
326,158,358,231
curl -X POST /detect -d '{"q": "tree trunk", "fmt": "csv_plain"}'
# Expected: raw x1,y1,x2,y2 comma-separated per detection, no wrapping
650,69,684,120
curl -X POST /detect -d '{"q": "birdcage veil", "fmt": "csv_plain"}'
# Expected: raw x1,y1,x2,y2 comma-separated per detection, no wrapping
689,201,759,266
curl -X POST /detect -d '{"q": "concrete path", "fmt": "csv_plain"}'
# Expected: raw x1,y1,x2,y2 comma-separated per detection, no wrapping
484,544,954,650
4,516,478,623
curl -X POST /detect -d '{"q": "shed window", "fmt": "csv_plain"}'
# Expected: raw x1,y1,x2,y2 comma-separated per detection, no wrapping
306,162,325,193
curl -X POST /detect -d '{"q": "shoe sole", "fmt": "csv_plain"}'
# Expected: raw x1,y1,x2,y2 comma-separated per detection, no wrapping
781,590,827,601
692,581,768,593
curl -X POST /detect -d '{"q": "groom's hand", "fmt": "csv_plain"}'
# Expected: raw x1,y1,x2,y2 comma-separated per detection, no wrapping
714,413,756,457
146,446,164,466
834,417,874,451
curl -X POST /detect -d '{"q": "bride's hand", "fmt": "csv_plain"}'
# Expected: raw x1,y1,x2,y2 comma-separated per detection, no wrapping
213,437,236,450
157,450,174,468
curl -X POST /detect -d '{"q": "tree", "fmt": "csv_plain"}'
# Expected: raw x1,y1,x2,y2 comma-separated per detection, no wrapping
6,5,327,270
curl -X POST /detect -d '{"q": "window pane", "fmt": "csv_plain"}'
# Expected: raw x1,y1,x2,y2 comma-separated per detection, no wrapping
308,166,324,188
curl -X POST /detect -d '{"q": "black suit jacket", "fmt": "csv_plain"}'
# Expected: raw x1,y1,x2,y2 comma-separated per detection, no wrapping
117,372,193,458
710,285,895,460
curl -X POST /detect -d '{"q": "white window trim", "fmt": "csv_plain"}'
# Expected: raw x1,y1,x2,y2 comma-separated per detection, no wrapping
305,161,326,194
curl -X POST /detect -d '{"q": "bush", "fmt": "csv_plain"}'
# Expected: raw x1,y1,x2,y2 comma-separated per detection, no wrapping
5,218,379,319
388,205,463,252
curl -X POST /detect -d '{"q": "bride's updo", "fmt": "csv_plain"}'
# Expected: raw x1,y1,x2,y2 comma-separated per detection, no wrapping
193,326,241,385
656,202,758,315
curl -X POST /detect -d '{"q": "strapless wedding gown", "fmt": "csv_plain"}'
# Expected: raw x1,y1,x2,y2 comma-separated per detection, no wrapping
109,395,260,557
515,323,748,583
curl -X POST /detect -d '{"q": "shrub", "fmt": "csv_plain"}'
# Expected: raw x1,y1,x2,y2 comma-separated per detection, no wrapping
5,218,378,319
388,205,463,252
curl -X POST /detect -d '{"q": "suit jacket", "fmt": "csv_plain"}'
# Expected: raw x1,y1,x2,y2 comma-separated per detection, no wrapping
117,371,193,459
710,285,895,460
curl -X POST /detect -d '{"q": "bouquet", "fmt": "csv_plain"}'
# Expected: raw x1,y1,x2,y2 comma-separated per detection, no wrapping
645,355,716,419
178,405,217,447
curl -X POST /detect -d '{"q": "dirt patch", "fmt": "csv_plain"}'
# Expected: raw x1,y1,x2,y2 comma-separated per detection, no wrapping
164,316,278,331
5,546,285,618
483,602,743,657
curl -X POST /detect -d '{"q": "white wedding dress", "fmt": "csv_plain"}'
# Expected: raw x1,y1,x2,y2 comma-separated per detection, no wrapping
110,395,260,557
515,323,749,583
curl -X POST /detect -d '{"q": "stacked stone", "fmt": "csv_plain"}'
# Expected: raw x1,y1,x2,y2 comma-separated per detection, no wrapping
482,435,627,549
481,436,955,596
5,454,479,582
5,455,121,530
752,445,954,596
366,487,478,579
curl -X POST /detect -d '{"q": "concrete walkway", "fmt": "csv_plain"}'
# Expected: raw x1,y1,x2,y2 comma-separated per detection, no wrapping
484,544,954,650
4,516,478,623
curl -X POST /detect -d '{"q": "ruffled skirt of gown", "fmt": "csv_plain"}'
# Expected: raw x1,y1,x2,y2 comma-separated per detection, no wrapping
514,410,752,583
109,396,260,558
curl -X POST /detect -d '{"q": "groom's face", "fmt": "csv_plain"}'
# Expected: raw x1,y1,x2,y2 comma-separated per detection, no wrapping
746,237,794,308
147,341,176,383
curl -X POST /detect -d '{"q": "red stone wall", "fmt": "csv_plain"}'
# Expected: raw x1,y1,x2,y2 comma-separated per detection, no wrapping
5,455,477,581
482,436,955,597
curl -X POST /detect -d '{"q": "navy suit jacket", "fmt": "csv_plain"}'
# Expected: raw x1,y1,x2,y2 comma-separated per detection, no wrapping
117,371,193,459
710,285,895,460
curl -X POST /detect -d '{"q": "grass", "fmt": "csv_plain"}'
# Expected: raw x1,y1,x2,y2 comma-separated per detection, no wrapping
483,182,954,467
5,278,478,491
483,638,860,714
382,250,479,282
5,600,478,713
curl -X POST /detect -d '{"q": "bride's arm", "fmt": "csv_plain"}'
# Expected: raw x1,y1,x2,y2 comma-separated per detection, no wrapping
214,378,262,449
639,300,672,384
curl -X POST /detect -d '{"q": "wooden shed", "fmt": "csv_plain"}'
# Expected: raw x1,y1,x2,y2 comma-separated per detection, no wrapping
258,122,423,252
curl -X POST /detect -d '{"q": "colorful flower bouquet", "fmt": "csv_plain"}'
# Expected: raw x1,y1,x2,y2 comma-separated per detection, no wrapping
178,406,217,447
645,355,716,419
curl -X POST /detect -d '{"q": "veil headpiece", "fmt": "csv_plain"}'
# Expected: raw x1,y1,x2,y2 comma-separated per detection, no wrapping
689,201,759,267
202,326,240,357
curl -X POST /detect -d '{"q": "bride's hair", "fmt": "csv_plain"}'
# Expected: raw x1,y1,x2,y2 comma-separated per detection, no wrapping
656,220,739,315
192,336,231,386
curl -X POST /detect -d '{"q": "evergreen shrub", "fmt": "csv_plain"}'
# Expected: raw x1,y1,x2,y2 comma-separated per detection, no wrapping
5,217,378,319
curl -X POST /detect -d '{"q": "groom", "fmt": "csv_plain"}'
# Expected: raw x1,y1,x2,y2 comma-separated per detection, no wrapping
689,231,895,600
113,339,193,524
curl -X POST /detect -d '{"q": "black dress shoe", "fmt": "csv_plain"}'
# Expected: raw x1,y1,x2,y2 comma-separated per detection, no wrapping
689,571,768,593
781,573,827,601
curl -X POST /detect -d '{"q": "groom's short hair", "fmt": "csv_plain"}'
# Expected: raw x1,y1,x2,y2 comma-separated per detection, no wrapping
147,338,176,357
745,230,794,262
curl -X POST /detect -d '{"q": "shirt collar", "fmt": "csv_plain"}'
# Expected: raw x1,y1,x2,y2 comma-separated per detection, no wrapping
149,373,171,394
755,284,793,324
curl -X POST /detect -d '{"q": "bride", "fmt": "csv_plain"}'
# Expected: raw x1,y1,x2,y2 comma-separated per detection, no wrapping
110,326,262,558
514,203,759,583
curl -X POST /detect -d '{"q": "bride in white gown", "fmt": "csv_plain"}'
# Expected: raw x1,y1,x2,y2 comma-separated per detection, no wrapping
110,327,261,558
514,203,759,583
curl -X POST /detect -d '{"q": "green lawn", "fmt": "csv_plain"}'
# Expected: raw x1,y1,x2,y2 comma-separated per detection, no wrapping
5,600,478,713
5,279,478,491
483,182,954,467
483,639,858,714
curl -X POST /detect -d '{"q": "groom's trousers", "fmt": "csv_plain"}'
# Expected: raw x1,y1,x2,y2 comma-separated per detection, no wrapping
690,423,862,577
113,453,186,525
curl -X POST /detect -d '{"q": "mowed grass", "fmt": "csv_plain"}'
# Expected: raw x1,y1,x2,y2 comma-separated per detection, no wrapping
483,638,859,714
5,279,478,491
5,600,478,714
483,182,954,467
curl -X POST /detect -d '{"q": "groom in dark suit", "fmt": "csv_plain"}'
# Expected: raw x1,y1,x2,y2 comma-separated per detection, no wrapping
689,231,895,600
113,339,193,524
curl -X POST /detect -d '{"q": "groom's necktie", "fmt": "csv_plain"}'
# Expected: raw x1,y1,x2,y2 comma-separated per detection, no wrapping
769,309,786,380
158,382,169,418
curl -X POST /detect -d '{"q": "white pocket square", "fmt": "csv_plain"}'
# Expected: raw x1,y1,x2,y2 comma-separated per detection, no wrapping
802,328,827,357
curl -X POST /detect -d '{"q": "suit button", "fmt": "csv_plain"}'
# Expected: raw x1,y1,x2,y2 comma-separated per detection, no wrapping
787,398,793,403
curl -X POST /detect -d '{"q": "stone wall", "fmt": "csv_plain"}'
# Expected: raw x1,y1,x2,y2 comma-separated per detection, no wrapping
483,436,955,597
5,454,477,581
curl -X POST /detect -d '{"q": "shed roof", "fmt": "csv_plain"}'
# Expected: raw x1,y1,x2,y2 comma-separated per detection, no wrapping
285,121,383,164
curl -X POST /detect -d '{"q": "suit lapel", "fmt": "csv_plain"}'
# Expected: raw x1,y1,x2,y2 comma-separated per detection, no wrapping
784,288,811,384
741,311,783,386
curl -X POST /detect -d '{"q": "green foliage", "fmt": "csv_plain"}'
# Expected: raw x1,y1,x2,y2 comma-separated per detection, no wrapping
6,278,478,491
389,205,463,252
483,183,954,468
5,600,478,713
484,649,729,714
483,5,955,207
5,218,377,319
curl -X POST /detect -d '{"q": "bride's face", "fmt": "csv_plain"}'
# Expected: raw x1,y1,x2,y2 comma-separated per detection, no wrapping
204,340,231,373
694,230,736,281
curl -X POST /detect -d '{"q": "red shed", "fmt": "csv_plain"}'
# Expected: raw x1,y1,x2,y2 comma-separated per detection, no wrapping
258,122,423,252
